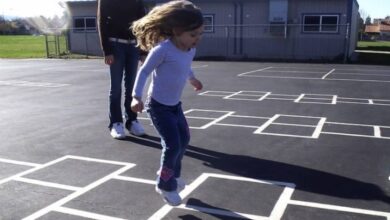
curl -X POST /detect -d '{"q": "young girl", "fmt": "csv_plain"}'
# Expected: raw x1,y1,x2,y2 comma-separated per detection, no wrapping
130,0,203,206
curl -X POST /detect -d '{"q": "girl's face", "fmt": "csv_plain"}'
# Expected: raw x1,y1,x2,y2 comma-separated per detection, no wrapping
172,25,204,51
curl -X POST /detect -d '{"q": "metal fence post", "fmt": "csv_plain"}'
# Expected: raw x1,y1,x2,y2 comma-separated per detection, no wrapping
44,34,49,58
225,26,229,59
84,31,89,58
343,23,350,63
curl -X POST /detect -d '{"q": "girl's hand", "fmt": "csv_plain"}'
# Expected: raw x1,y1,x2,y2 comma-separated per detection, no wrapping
189,78,203,91
131,97,144,113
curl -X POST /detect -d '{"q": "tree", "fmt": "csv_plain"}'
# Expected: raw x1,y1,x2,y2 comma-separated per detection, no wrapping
365,16,372,25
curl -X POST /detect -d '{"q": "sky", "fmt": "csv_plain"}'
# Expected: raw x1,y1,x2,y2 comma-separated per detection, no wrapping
0,0,67,18
357,0,390,19
0,0,389,19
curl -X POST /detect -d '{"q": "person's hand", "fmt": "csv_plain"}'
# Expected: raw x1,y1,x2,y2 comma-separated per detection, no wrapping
189,78,203,91
131,97,144,113
104,55,114,65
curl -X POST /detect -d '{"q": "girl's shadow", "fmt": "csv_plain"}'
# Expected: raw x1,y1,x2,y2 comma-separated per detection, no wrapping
127,135,390,206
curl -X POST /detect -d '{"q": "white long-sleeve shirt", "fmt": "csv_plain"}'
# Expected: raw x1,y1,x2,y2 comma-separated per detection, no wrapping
132,39,195,106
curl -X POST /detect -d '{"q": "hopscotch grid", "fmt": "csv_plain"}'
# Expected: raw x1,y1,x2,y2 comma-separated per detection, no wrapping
238,74,390,83
237,66,390,81
0,156,68,185
138,109,390,140
23,165,135,220
0,155,135,220
0,155,389,219
201,90,390,107
149,173,295,220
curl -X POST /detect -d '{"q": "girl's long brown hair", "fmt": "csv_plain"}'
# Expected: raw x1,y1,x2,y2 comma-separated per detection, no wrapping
132,0,203,51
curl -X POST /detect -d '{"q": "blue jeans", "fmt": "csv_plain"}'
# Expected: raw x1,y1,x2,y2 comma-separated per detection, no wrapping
108,41,139,129
146,98,190,191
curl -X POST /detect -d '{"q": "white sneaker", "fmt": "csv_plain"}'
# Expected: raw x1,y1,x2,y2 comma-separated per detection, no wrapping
176,178,186,192
110,122,126,139
155,186,182,206
156,170,186,192
130,120,145,136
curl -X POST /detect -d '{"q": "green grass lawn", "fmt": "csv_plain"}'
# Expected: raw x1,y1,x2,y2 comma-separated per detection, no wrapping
357,41,390,52
0,35,47,58
0,35,70,58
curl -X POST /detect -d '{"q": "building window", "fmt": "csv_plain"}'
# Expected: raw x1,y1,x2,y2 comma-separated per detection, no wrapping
74,17,97,32
303,15,339,33
203,15,214,33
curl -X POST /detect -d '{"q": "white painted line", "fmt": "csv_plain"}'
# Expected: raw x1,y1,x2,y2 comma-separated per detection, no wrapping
265,70,326,74
239,74,390,83
223,91,242,99
200,112,235,129
332,95,337,104
269,186,295,220
231,115,269,119
23,165,134,220
240,75,321,80
192,64,209,69
0,80,70,88
198,91,233,97
272,123,316,128
186,109,233,113
259,132,318,139
113,176,156,185
66,155,133,166
321,132,390,139
374,126,381,138
312,118,327,139
14,177,81,191
237,67,273,76
179,205,268,220
322,69,335,79
289,200,390,218
334,72,390,77
254,115,279,134
201,90,390,107
55,206,127,220
216,123,260,129
258,92,271,101
0,158,40,167
327,121,390,129
294,94,305,103
187,116,217,120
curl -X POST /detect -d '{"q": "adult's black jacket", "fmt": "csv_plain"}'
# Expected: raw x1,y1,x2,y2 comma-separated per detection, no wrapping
97,0,146,56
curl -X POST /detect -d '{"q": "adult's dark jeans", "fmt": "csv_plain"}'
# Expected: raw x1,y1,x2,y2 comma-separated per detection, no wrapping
146,98,190,191
108,41,139,129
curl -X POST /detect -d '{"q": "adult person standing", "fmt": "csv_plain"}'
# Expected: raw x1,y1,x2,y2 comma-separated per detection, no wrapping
98,0,146,139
